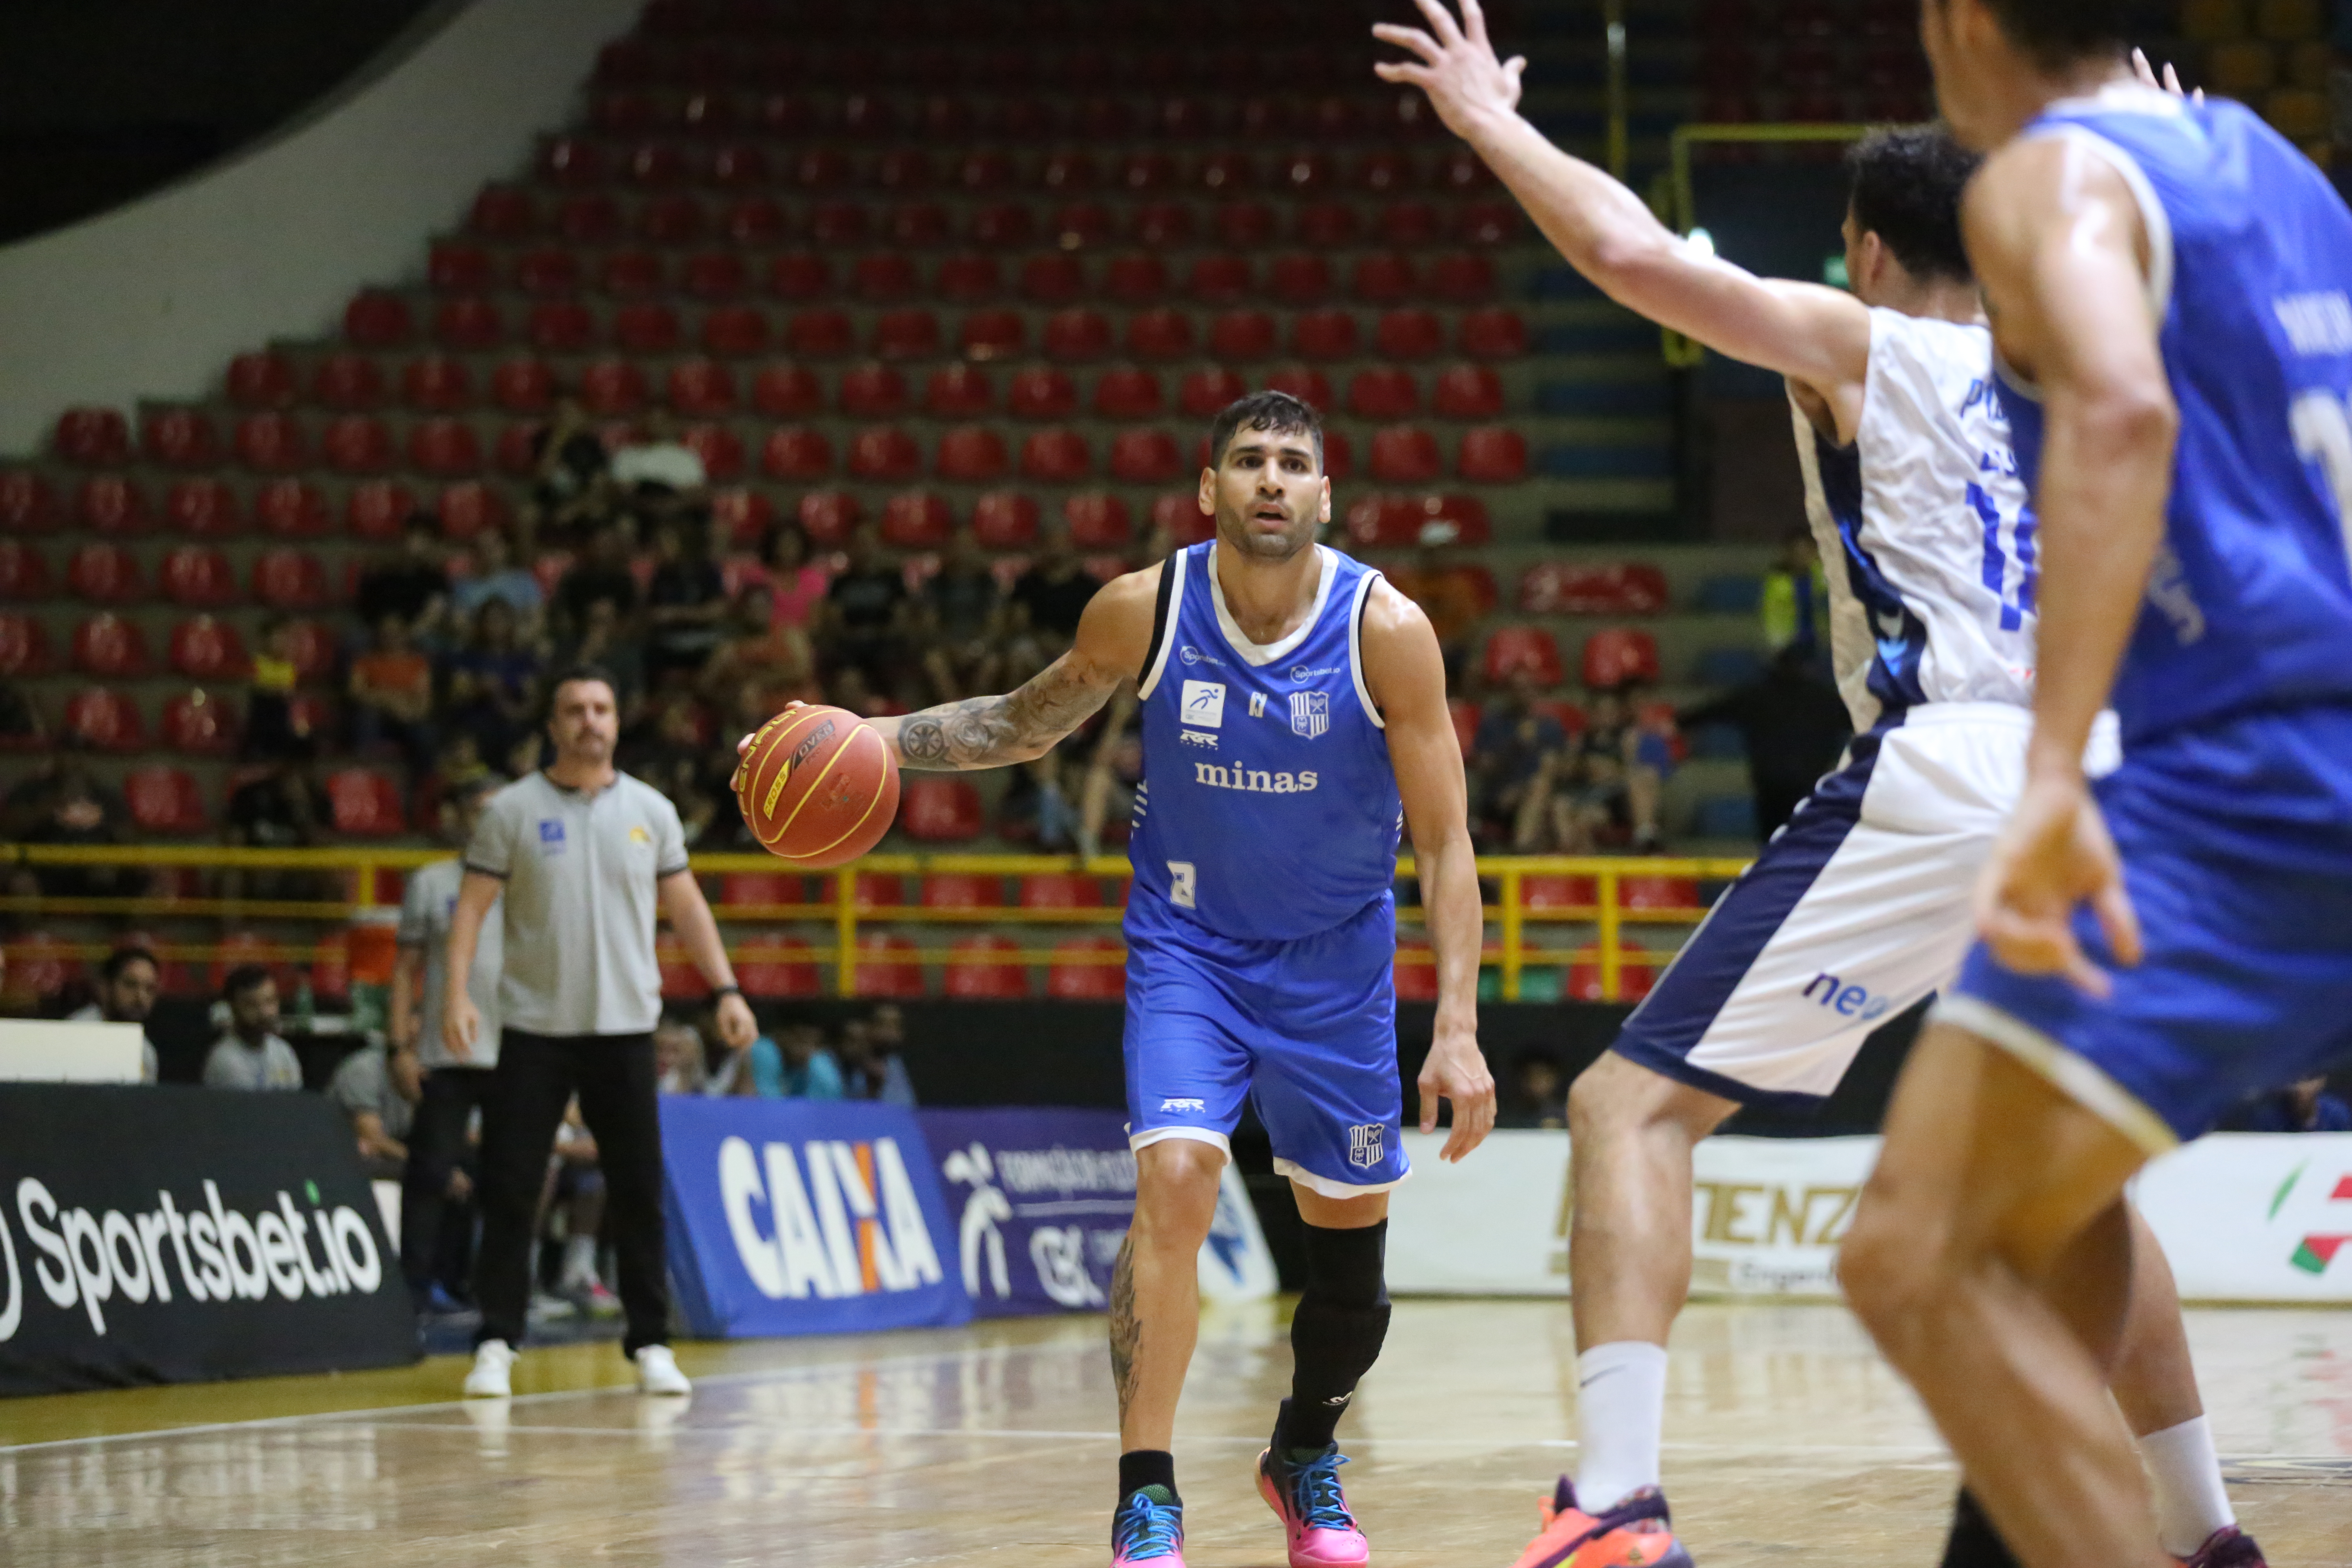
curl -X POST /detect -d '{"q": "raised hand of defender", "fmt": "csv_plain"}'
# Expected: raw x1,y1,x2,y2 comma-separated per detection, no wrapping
1975,773,2143,998
1372,0,1528,138
1417,1020,1497,1162
2131,47,2205,103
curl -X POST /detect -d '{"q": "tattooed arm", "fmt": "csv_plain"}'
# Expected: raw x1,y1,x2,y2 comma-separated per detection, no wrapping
740,565,1160,773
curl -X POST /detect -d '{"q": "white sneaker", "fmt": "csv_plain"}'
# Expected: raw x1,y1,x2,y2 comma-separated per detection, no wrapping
634,1343,690,1396
463,1339,516,1398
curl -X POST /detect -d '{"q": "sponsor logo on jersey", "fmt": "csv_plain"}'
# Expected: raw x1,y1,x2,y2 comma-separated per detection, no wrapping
1248,692,1267,718
716,1134,944,1301
1179,730,1217,748
1290,664,1341,683
1160,1098,1207,1114
1178,645,1223,667
1192,763,1319,793
2275,291,2352,356
537,820,565,853
1348,1124,1384,1169
1290,690,1329,739
1801,971,1893,1022
1179,679,1226,728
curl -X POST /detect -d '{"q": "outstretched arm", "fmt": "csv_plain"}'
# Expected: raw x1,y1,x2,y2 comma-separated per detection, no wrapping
1363,581,1497,1161
1374,0,1869,403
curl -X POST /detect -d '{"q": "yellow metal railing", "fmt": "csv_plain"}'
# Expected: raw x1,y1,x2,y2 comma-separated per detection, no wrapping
0,846,1752,1003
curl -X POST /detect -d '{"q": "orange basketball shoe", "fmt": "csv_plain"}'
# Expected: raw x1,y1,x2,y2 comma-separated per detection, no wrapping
1506,1479,1693,1568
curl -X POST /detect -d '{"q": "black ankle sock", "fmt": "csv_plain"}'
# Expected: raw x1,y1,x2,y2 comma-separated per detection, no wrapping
1940,1488,2024,1568
1119,1449,1177,1505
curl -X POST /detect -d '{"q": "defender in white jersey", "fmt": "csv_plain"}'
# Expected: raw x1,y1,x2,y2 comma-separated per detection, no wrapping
1381,8,2255,1568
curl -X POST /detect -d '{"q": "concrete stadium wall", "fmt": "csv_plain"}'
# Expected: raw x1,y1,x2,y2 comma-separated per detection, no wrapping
0,0,641,456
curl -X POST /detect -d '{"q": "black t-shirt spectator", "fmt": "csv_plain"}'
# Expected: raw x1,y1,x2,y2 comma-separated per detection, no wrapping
925,566,1000,642
355,561,446,628
533,428,608,497
1010,565,1097,639
227,772,330,848
829,566,906,633
555,564,640,630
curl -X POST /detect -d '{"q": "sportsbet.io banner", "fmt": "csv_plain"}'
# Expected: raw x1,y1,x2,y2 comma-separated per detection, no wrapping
0,1085,418,1395
660,1097,972,1338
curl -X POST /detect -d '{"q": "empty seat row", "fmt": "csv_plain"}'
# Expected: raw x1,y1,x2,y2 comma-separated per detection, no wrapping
105,762,403,835
1482,626,1665,690
587,36,1424,97
25,687,345,764
47,405,554,480
0,610,319,682
0,543,332,610
2,476,513,544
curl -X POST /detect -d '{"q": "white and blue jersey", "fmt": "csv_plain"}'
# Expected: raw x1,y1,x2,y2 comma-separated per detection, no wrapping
1944,85,2352,1147
1121,543,1412,1196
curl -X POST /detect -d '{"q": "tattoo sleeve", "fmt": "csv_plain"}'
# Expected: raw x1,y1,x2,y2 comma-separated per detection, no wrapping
894,657,1114,770
1109,1234,1140,1419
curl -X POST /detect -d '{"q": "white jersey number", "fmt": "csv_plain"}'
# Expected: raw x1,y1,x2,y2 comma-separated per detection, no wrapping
2290,390,2352,570
1167,860,1197,909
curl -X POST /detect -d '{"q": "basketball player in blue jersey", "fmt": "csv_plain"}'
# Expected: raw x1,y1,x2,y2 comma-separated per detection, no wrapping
1822,0,2352,1562
741,390,1497,1568
1379,6,2259,1567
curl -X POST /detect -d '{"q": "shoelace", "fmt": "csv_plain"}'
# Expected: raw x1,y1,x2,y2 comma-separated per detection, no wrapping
1114,1494,1183,1559
1285,1451,1356,1532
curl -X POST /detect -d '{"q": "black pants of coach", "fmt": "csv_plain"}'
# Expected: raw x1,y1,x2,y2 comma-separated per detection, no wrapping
401,1065,494,1302
473,1029,670,1357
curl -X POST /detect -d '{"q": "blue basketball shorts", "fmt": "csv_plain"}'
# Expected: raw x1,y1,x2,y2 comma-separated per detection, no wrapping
1940,717,2352,1150
1122,889,1409,1197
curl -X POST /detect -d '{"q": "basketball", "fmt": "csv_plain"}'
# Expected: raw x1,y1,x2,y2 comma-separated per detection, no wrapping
733,704,900,869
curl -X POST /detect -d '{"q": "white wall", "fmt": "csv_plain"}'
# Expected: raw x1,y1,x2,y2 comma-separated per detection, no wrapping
0,0,643,456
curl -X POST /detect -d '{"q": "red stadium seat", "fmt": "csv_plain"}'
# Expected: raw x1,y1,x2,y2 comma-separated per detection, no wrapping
1370,426,1443,485
701,306,769,357
66,475,146,537
1348,368,1420,420
1291,311,1360,361
1105,254,1169,304
1020,873,1103,910
613,303,682,354
1197,148,1255,190
343,290,414,347
1433,364,1506,419
1623,875,1701,912
971,204,1039,250
63,687,144,751
1189,254,1254,303
849,933,924,999
0,540,48,598
753,364,823,418
1461,309,1532,359
666,359,736,416
125,767,207,834
55,408,131,466
434,297,505,351
1009,366,1078,421
849,425,924,482
489,358,555,414
853,253,919,301
1393,938,1441,1002
469,186,536,238
72,612,149,677
284,619,336,681
637,194,704,244
973,490,1040,548
1263,365,1335,410
408,417,483,476
723,196,788,247
1212,199,1276,247
786,309,856,359
579,360,649,416
168,615,247,679
1459,425,1529,482
1179,368,1248,419
515,248,583,298
959,310,1025,361
935,425,1009,483
1065,492,1132,549
402,356,473,412
682,423,742,481
1568,943,1655,1003
323,415,396,474
1040,150,1096,191
767,252,831,301
345,481,415,543
710,488,773,549
838,363,909,419
1376,310,1446,360
527,301,597,353
1351,253,1420,304
162,688,236,754
1211,312,1278,361
252,548,330,610
1020,254,1085,304
1109,429,1183,484
1270,254,1333,305
925,363,996,418
623,141,686,188
682,251,748,301
1458,202,1522,246
1058,202,1117,247
1483,627,1565,686
428,241,492,293
541,136,603,185
1582,628,1662,687
1093,367,1163,419
873,309,943,361
1151,491,1213,546
165,478,239,537
708,143,769,189
143,408,218,468
1296,202,1359,248
737,936,822,999
955,148,1013,190
796,490,861,546
68,542,143,602
875,147,931,189
438,481,510,541
553,194,620,243
226,351,297,408
1430,253,1499,303
720,872,804,909
601,251,666,298
1020,428,1093,482
1448,699,1483,757
937,254,1002,301
327,768,406,836
0,612,47,676
1045,310,1115,362
763,428,835,482
807,203,867,246
880,490,956,551
253,479,329,538
944,935,1028,1000
1125,310,1194,362
1047,937,1125,1000
1343,494,1421,549
1376,200,1441,247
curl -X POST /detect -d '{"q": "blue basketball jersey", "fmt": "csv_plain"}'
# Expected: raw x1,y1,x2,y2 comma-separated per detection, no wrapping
1126,543,1402,943
1993,87,2352,750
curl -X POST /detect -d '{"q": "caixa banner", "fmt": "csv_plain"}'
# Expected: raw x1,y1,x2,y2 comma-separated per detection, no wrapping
659,1098,972,1338
0,1085,418,1395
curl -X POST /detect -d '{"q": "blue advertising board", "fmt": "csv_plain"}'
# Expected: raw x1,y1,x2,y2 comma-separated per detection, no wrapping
659,1098,973,1339
919,1108,1137,1318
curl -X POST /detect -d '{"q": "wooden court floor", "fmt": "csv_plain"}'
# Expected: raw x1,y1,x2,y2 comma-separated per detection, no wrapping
3,1300,2348,1567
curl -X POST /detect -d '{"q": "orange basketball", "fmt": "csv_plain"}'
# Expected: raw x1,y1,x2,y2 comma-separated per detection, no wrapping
733,705,900,869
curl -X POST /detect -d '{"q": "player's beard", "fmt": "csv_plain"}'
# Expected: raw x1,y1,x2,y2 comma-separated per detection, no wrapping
1218,504,1317,562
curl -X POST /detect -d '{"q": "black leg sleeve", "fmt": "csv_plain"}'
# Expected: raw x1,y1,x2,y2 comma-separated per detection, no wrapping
1279,1219,1392,1452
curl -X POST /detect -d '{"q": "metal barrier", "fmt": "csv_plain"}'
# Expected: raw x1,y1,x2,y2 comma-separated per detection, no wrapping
0,845,1753,1003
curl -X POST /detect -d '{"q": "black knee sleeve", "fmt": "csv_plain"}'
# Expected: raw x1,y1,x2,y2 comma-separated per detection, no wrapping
1280,1221,1392,1452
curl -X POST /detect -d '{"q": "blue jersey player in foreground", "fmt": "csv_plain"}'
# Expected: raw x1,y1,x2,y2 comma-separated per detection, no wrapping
742,391,1497,1568
1833,0,2352,1564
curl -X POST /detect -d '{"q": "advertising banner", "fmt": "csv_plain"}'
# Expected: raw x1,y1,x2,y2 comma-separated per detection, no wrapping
921,1108,1135,1317
2133,1133,2352,1302
0,1084,416,1396
660,1097,973,1339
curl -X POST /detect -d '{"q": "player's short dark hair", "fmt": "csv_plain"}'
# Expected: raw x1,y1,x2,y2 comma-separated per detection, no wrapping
1207,391,1324,471
222,963,274,1002
1965,0,2128,69
1846,125,1981,285
101,946,157,983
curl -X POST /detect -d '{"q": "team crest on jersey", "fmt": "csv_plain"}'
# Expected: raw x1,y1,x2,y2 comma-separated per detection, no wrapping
1348,1123,1383,1168
1290,691,1329,739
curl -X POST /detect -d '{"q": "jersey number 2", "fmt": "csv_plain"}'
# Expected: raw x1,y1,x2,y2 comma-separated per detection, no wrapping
1167,861,1197,909
2290,390,2352,564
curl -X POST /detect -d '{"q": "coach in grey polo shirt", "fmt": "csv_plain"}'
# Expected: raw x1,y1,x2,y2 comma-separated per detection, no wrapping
443,664,755,1399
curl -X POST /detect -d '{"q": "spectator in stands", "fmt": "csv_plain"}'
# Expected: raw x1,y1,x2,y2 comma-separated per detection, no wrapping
1077,690,1142,860
1005,522,1098,680
654,1017,708,1095
0,680,36,746
917,527,1007,704
444,599,542,759
552,523,642,645
1469,672,1570,846
826,664,898,718
65,945,162,1083
1761,527,1828,670
1387,521,1484,687
1677,645,1853,837
1566,689,1664,852
330,1040,423,1181
610,411,708,529
840,1006,917,1106
201,965,302,1090
449,527,545,638
559,596,646,717
1000,753,1082,849
5,755,140,899
354,512,450,642
244,615,305,761
1501,1049,1567,1129
821,523,911,687
699,589,819,712
745,1022,844,1098
348,613,436,770
2220,1075,2352,1133
547,1099,617,1313
528,399,612,540
760,519,831,631
223,745,333,901
645,517,730,682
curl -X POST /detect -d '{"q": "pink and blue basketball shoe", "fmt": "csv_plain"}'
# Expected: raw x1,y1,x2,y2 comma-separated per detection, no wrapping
1257,1444,1371,1567
1111,1486,1186,1566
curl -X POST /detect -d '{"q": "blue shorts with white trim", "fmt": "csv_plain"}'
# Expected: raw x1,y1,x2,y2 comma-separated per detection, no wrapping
1122,888,1409,1197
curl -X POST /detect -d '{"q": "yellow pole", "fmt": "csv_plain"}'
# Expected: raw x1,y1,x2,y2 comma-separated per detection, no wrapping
1500,865,1524,1002
353,857,376,909
835,868,858,998
1597,867,1623,1002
